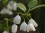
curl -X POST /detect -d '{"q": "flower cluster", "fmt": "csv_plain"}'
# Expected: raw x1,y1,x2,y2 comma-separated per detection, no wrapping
11,15,38,33
0,1,17,15
20,18,38,32
0,0,38,33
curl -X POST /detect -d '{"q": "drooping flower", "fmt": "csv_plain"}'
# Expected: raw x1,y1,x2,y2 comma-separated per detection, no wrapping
6,10,13,15
27,23,36,32
28,18,38,27
20,21,27,31
13,15,21,24
11,24,18,33
0,8,13,15
7,1,17,11
3,31,8,33
0,8,7,14
13,2,17,10
7,1,14,10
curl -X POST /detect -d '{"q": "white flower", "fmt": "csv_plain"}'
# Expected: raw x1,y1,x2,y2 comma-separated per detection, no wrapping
13,15,21,24
20,21,27,31
7,10,13,15
7,1,17,11
0,8,7,14
27,23,36,32
11,24,18,33
3,31,8,33
7,1,14,10
13,2,17,10
0,8,13,15
28,18,38,27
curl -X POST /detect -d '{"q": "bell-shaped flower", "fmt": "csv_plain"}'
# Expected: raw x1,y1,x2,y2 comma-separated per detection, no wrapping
6,10,13,15
13,2,17,10
7,1,14,10
20,21,27,31
0,8,13,15
11,24,18,33
13,15,21,24
28,18,38,27
3,31,8,33
27,23,36,32
0,8,7,14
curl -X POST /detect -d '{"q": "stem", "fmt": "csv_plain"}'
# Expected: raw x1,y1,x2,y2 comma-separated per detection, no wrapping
27,4,45,13
25,16,29,21
5,18,9,31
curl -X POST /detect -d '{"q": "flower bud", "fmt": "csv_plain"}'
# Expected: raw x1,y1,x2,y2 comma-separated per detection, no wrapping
13,15,21,24
11,24,18,33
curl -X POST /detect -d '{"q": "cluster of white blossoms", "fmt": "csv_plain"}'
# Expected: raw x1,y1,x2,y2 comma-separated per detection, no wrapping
20,18,38,32
11,15,21,33
2,14,38,33
12,14,38,33
0,1,17,15
0,0,38,33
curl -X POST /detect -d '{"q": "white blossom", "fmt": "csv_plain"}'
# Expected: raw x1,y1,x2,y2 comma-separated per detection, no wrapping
0,8,7,14
7,1,14,10
13,15,21,24
3,31,8,33
6,10,13,15
7,1,17,11
11,24,18,33
13,2,17,10
28,18,38,27
27,23,36,32
0,8,13,15
20,21,27,31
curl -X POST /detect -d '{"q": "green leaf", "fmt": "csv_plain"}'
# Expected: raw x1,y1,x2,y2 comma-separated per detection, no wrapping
27,4,45,13
17,3,26,12
28,0,38,9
